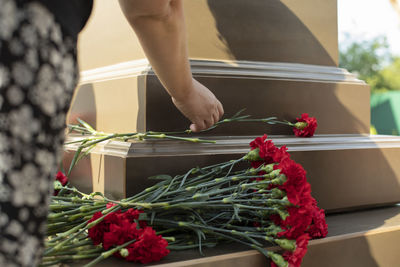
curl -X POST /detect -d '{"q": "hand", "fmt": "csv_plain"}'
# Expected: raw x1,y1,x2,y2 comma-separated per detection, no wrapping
172,79,224,132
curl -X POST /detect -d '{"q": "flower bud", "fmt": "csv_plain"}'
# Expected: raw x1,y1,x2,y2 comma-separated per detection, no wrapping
53,180,62,190
271,188,286,199
261,164,275,173
275,209,289,221
119,248,129,258
267,251,289,267
294,121,308,130
243,148,262,161
271,174,287,185
274,238,296,251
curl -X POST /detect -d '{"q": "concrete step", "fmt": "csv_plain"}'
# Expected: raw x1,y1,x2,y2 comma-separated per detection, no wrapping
70,205,400,267
64,134,400,213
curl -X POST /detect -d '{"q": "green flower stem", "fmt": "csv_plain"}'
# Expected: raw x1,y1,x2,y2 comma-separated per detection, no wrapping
42,253,101,262
118,182,272,210
45,247,103,257
48,206,92,220
124,158,248,203
167,243,217,250
125,169,226,202
48,204,104,221
153,218,264,247
164,199,288,211
45,227,89,255
212,231,260,249
156,228,180,235
49,204,82,211
47,221,85,236
83,239,136,267
183,174,262,191
46,220,88,244
39,260,62,267
46,239,92,251
68,208,106,222
263,119,294,127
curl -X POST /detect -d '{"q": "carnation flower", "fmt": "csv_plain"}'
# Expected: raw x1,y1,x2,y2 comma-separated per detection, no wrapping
53,171,68,196
307,206,328,238
248,135,291,169
88,212,108,245
292,113,317,137
124,227,170,264
274,158,309,206
55,171,68,185
283,233,310,267
87,208,169,264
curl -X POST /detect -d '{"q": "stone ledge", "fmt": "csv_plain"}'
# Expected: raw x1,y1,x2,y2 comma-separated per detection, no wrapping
68,205,400,267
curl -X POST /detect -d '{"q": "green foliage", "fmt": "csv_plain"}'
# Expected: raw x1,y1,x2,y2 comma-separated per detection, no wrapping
380,57,400,90
339,36,400,92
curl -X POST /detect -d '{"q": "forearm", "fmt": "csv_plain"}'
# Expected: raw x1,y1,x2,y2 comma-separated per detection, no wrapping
118,0,193,101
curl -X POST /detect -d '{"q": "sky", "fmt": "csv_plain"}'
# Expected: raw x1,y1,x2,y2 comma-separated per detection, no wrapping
338,0,400,55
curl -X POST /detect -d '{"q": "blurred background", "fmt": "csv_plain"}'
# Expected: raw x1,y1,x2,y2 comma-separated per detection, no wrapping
338,0,400,135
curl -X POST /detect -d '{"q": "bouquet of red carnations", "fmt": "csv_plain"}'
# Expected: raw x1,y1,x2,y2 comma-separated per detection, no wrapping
43,114,325,267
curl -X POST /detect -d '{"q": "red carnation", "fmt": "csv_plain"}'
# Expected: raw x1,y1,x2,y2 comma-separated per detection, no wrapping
55,171,68,185
272,145,290,163
274,158,309,206
307,206,328,238
293,113,317,137
249,135,290,169
122,208,142,221
122,208,147,228
124,227,170,264
88,212,109,245
53,171,68,196
87,208,170,264
103,220,141,250
283,234,310,267
87,210,121,245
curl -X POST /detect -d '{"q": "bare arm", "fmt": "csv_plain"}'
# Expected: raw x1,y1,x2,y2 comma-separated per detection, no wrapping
118,0,223,132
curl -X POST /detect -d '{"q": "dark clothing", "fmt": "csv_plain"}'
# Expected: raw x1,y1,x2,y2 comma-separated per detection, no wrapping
0,0,80,266
40,0,93,38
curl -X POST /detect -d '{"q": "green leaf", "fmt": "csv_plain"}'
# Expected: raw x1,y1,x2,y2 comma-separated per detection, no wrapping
231,108,247,119
68,146,83,176
77,118,96,134
195,229,206,256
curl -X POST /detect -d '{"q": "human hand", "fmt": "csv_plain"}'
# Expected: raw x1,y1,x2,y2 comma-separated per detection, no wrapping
172,79,224,132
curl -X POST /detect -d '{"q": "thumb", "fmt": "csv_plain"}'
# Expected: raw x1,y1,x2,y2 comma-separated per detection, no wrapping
190,123,199,132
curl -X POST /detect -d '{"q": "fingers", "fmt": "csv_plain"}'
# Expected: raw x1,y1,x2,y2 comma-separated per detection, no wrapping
191,102,224,132
217,100,224,120
212,111,219,126
191,117,213,132
190,120,206,132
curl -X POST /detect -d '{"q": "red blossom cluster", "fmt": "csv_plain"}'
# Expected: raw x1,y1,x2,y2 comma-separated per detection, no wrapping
53,171,68,196
87,205,170,264
293,113,318,137
249,135,328,267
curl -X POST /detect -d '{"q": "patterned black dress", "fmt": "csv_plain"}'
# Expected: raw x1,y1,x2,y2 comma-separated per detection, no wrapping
0,0,92,266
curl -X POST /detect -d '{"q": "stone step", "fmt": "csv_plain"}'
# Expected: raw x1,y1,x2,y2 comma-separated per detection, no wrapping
68,59,370,136
70,205,400,267
64,134,400,212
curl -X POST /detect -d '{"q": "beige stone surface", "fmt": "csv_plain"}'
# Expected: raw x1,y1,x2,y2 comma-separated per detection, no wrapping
77,0,339,70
